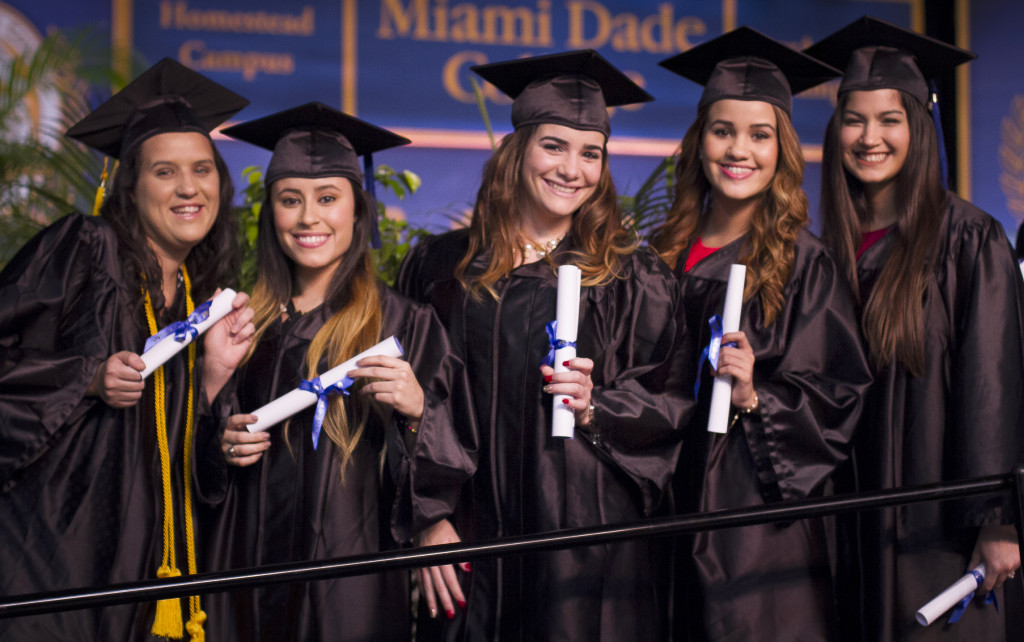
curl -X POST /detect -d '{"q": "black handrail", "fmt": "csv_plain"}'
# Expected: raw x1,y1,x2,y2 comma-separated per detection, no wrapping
1,466,1022,619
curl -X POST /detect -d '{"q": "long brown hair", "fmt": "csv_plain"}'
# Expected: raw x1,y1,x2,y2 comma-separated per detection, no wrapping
650,104,807,325
102,133,239,316
454,125,635,299
246,178,383,480
820,90,945,376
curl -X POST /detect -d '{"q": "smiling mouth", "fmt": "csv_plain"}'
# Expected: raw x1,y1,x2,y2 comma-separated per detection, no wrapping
855,151,890,164
545,179,580,196
171,205,202,218
293,233,330,248
720,164,755,179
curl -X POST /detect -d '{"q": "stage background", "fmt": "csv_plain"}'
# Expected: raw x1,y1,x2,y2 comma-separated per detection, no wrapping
5,0,1021,240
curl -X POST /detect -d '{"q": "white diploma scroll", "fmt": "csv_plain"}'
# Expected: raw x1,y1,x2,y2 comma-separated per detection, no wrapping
246,336,404,433
707,264,747,434
140,288,237,379
552,265,582,439
915,564,985,626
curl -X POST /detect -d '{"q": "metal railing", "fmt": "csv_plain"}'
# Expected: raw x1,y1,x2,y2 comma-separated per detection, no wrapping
2,466,1023,619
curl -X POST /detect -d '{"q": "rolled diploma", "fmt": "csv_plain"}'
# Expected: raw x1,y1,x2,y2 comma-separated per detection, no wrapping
246,336,404,433
140,288,237,378
552,265,582,439
915,563,985,626
707,264,746,433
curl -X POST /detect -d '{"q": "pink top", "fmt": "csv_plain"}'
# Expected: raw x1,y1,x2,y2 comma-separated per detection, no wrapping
857,226,893,259
685,238,720,272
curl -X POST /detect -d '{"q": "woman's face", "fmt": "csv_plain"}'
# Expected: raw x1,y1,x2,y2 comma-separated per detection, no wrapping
700,99,779,204
133,132,220,263
271,176,356,282
520,123,605,223
839,89,910,194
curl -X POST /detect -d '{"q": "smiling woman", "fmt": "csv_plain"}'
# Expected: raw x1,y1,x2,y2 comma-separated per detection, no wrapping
651,27,872,641
397,49,689,642
0,58,253,640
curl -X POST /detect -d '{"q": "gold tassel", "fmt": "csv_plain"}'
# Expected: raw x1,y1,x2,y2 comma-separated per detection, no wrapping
152,566,183,638
186,609,207,641
91,158,109,216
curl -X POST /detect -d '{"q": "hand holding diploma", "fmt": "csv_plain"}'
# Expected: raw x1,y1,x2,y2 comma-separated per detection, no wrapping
139,288,238,378
708,264,747,433
915,564,987,626
544,265,582,438
245,337,405,447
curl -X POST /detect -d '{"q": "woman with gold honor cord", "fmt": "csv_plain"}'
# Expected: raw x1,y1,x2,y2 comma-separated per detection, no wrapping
0,58,253,640
809,16,1024,641
198,102,475,641
651,28,872,641
398,50,687,641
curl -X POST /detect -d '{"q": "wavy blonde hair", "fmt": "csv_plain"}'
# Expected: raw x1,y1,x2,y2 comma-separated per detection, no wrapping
650,104,807,325
246,179,383,481
454,125,636,299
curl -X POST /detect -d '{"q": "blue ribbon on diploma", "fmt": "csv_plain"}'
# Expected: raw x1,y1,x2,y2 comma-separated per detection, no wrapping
694,314,737,399
541,320,576,368
143,300,213,352
948,569,998,623
299,375,355,450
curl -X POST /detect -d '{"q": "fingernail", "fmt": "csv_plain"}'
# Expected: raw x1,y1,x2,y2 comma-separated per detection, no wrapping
458,599,466,609
544,375,552,383
464,563,472,572
543,385,551,393
562,360,571,367
446,609,455,620
430,608,438,619
562,398,570,405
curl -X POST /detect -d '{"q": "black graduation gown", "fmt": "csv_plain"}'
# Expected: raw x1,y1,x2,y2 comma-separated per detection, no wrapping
0,213,212,640
397,229,686,642
671,229,872,641
196,285,476,642
834,194,1024,642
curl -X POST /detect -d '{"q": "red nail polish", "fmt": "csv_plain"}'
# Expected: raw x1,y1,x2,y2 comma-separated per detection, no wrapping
457,600,466,609
562,398,570,405
446,609,455,620
544,375,552,383
465,563,472,572
562,360,571,367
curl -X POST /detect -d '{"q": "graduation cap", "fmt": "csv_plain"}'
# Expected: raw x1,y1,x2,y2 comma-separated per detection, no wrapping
471,49,653,137
659,26,841,116
803,15,976,105
221,102,411,248
65,57,249,159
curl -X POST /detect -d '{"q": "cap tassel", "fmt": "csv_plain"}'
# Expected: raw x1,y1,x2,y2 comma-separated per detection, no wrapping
929,81,949,189
364,152,383,249
91,157,110,216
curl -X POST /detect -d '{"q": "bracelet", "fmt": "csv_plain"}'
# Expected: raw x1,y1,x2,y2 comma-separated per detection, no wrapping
585,403,595,426
740,390,759,414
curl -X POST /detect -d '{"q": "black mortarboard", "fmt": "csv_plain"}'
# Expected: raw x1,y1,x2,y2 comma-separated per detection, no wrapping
659,26,841,116
471,49,653,138
221,102,411,249
65,57,248,159
803,16,976,105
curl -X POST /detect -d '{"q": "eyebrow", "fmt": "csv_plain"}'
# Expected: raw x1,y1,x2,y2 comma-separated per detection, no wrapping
539,135,604,152
708,119,776,132
843,108,905,118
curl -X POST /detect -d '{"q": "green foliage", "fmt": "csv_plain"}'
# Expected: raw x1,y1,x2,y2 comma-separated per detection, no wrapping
0,29,118,267
619,155,677,242
232,164,427,292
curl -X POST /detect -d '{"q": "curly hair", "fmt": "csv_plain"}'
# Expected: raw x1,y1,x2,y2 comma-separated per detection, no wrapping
246,177,383,482
101,133,239,317
454,124,635,299
650,103,807,325
819,90,946,376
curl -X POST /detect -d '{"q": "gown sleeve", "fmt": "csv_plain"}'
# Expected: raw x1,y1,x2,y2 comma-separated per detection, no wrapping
734,246,873,504
580,251,688,513
0,214,124,488
382,290,478,542
948,213,1024,525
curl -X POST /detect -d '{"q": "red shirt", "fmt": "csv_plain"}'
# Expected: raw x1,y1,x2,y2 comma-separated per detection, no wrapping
857,226,893,259
684,238,720,272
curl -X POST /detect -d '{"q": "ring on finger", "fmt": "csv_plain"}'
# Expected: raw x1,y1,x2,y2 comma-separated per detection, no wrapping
228,445,236,457
1010,570,1017,580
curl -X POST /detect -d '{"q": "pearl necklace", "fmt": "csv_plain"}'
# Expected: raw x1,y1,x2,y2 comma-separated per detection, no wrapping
523,236,562,259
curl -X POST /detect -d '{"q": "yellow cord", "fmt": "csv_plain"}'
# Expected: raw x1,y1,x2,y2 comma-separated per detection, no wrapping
144,267,205,640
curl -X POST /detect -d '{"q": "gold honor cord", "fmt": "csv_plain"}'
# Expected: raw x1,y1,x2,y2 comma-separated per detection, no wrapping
143,267,205,640
91,158,110,217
